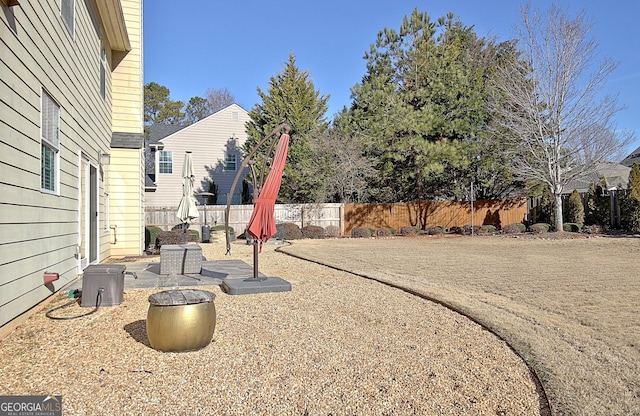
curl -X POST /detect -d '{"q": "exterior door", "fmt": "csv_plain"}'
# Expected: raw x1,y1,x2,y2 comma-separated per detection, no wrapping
79,156,99,269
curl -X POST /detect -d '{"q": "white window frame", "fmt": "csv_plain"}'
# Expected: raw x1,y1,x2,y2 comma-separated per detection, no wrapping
224,153,237,171
158,150,173,174
41,90,60,194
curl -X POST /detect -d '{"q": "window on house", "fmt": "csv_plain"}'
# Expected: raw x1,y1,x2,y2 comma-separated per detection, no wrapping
41,91,60,192
224,153,237,171
100,47,106,100
232,111,239,121
61,0,75,37
159,151,173,174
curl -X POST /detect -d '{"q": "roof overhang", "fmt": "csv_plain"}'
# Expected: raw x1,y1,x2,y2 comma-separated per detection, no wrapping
1,0,20,7
95,0,131,52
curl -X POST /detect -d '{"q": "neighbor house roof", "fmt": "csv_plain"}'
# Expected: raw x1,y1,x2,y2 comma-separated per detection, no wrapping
621,145,640,168
565,162,631,193
148,123,187,147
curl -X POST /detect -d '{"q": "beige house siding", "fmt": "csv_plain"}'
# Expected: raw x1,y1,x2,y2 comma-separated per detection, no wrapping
146,105,252,215
112,0,143,133
108,0,145,256
108,148,145,256
0,1,143,334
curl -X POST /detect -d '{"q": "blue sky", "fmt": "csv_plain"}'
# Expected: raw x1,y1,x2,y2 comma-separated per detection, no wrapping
144,0,640,152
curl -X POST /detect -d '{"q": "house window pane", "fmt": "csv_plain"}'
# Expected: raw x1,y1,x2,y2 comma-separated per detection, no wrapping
159,151,173,174
41,145,56,191
61,0,75,37
41,91,60,192
224,153,236,171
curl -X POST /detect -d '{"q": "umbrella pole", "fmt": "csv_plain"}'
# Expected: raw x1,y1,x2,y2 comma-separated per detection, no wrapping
253,240,259,279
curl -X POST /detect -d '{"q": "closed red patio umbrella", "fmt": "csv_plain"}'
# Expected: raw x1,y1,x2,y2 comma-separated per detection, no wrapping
223,123,291,283
246,132,290,246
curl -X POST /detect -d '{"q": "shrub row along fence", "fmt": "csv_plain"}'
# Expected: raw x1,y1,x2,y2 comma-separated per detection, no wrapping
146,198,526,237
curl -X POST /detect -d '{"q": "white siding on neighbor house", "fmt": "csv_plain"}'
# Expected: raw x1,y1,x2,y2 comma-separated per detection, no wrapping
146,104,252,214
0,1,142,333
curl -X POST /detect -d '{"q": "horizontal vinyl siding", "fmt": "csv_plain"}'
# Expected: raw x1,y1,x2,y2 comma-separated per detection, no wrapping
108,148,144,256
146,105,252,209
0,0,123,330
111,0,142,134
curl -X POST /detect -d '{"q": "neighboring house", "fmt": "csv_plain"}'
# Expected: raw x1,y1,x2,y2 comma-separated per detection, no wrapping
565,162,630,227
144,123,186,192
564,162,631,194
146,104,252,217
621,145,640,168
0,0,144,333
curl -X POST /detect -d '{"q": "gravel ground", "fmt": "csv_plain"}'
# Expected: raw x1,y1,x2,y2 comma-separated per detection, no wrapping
0,241,543,415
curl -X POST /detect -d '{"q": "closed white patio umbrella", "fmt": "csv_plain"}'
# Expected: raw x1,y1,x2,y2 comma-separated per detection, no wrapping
176,151,198,242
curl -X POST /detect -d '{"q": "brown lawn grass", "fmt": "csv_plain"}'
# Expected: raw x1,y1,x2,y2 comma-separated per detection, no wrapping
278,234,640,416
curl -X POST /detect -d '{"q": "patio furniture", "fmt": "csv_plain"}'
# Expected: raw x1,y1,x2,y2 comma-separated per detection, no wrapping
159,244,202,275
146,289,216,352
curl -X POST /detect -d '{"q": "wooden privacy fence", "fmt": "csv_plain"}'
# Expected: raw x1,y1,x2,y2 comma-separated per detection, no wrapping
343,198,527,234
146,199,526,236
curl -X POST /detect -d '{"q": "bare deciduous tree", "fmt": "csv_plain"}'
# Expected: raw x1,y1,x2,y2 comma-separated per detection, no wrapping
313,122,376,203
492,4,634,231
206,87,236,113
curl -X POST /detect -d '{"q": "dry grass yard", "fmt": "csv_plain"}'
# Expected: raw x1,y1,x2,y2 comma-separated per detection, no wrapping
279,235,640,416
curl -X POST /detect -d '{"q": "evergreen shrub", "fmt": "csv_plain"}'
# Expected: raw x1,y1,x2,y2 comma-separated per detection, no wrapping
301,225,325,239
400,226,418,235
426,226,444,235
528,223,550,234
156,230,187,248
145,226,163,250
566,189,585,227
480,225,496,234
503,223,523,234
563,223,582,233
351,227,372,238
282,222,303,240
324,225,341,238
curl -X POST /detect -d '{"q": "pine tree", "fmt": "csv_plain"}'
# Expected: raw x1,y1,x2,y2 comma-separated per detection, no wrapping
539,186,555,227
621,163,640,232
347,9,521,202
565,189,585,227
244,54,329,203
584,179,610,227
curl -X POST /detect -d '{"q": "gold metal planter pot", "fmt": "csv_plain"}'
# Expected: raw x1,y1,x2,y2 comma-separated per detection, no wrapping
146,289,216,352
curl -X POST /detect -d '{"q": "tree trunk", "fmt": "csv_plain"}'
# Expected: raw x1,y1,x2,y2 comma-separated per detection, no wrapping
554,192,564,232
